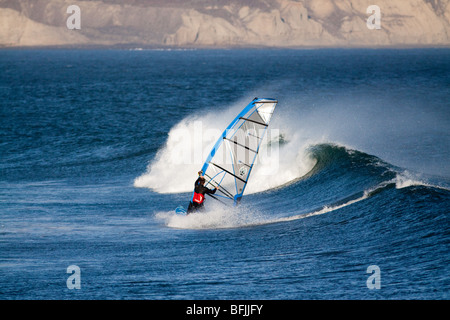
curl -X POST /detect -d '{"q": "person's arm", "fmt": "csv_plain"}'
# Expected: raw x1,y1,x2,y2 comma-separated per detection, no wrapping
206,186,218,195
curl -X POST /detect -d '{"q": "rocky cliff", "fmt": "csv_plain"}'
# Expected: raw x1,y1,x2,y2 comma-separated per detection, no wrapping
1,0,449,47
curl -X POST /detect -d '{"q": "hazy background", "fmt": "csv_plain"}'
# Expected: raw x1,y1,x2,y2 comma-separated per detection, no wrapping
1,0,449,48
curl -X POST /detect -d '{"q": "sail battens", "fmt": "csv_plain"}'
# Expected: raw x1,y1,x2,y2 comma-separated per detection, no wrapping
238,117,268,127
223,137,258,153
209,162,247,184
204,173,234,199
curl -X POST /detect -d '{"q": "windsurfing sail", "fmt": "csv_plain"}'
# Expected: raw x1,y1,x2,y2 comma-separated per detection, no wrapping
194,97,278,206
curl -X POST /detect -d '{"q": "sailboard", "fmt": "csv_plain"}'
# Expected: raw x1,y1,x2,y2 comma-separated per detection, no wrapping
176,97,278,215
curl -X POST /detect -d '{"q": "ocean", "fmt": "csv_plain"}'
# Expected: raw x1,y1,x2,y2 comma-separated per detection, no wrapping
0,48,449,300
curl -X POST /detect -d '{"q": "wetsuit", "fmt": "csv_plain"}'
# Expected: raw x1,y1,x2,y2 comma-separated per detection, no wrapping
186,177,217,214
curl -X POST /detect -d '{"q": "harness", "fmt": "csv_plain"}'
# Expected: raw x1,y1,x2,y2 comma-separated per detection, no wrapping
192,192,204,204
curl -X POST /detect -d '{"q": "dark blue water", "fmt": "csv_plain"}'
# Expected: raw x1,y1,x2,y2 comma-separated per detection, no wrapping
1,49,449,300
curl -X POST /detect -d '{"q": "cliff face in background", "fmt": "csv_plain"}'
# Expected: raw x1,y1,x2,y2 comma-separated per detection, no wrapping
1,0,449,48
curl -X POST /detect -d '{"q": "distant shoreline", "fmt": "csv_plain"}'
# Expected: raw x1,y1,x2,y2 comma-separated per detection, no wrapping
1,43,450,50
2,0,449,53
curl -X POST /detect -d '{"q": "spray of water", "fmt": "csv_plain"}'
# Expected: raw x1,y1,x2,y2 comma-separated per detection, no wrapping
155,202,269,229
134,99,318,194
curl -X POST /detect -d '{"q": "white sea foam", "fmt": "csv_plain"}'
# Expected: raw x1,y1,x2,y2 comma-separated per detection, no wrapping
155,202,269,229
156,191,366,230
155,169,450,230
156,181,393,230
393,171,450,191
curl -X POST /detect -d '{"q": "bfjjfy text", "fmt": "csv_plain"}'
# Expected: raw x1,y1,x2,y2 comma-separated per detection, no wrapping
186,304,263,317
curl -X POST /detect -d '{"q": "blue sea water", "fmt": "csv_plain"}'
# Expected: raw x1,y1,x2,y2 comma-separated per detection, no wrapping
0,49,449,300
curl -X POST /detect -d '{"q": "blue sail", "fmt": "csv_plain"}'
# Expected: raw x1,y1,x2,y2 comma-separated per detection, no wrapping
197,98,278,206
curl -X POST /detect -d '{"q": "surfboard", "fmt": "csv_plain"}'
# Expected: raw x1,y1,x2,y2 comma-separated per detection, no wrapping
176,97,278,214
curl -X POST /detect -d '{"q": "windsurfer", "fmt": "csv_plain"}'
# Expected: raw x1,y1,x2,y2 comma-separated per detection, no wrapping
187,171,219,214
